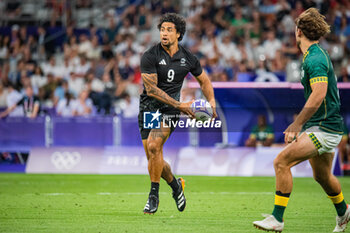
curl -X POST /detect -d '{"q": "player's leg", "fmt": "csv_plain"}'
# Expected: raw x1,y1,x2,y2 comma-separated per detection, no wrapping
160,149,174,182
254,133,318,231
309,153,350,232
142,123,170,214
160,148,186,211
142,126,186,212
142,139,176,183
273,133,318,220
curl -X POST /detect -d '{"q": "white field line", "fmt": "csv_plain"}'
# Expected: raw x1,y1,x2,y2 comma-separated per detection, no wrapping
19,191,273,196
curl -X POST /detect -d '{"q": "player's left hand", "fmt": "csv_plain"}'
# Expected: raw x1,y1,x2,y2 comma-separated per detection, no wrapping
178,100,196,119
283,122,302,144
209,99,217,119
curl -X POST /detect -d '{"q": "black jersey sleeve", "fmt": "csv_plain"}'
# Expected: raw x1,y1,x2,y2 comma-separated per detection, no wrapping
140,51,157,74
189,53,203,77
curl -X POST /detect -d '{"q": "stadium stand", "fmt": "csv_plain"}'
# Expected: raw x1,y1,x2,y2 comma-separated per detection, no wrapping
0,0,349,115
0,0,350,171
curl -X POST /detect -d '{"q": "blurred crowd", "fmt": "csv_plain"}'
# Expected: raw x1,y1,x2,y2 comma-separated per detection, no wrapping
0,0,350,118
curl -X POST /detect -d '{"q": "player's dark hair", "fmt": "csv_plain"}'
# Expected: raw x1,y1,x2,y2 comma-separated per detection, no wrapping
158,13,186,41
295,8,330,41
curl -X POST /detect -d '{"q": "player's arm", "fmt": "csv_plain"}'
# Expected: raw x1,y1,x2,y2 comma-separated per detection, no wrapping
142,73,195,118
194,71,217,118
284,81,327,143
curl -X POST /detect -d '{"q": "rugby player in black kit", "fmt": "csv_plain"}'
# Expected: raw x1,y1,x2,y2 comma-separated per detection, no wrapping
139,13,217,214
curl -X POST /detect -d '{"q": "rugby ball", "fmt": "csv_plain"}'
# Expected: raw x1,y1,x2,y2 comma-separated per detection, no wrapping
191,99,213,122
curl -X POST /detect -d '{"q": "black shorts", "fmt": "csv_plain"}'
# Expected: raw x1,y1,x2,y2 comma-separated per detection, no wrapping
138,110,179,140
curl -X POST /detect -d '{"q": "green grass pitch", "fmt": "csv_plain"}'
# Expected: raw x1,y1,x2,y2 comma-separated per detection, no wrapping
0,174,349,233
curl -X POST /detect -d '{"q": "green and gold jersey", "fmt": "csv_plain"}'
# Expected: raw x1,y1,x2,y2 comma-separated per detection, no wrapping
301,43,343,134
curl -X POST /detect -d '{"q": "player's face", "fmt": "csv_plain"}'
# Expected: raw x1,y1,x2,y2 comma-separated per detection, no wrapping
160,22,180,47
295,26,301,50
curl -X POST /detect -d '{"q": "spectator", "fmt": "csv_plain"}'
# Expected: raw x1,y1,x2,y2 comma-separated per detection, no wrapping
214,7,230,30
161,0,177,14
78,34,92,55
56,92,76,117
4,83,22,116
86,77,112,115
0,36,10,60
136,5,152,31
63,25,75,44
119,92,139,118
30,66,47,94
122,4,138,26
60,58,74,79
245,115,274,147
8,59,25,87
118,18,137,37
36,26,47,60
0,62,11,85
84,72,99,91
263,30,282,60
68,72,85,97
54,79,70,106
6,1,21,17
101,43,114,61
217,33,241,66
74,54,91,77
101,72,116,98
105,18,117,43
19,26,28,45
86,36,101,60
73,89,93,116
10,24,20,45
338,66,350,82
230,7,249,37
0,85,40,118
41,56,62,78
39,73,57,106
0,82,9,107
0,0,349,117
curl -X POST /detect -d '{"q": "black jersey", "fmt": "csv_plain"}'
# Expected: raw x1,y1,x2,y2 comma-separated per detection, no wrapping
140,43,202,113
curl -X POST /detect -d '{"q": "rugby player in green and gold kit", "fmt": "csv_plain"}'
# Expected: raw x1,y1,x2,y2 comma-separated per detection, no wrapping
254,8,349,232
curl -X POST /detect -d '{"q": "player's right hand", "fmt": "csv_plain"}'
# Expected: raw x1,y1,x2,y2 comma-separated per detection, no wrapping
178,100,195,119
283,121,302,144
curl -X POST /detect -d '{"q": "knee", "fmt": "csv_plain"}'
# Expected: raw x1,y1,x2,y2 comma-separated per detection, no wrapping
273,153,289,173
147,141,160,157
162,161,170,171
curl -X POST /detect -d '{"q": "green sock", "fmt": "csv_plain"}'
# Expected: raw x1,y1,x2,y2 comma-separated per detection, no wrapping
272,191,290,223
334,200,347,216
328,192,347,216
272,205,286,222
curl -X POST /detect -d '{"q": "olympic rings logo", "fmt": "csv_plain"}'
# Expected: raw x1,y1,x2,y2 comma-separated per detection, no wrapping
51,151,81,170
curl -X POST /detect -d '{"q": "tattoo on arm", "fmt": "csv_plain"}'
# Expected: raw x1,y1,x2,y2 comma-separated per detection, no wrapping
142,73,180,108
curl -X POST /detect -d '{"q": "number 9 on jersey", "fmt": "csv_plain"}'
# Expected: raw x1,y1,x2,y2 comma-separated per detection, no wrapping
167,69,175,82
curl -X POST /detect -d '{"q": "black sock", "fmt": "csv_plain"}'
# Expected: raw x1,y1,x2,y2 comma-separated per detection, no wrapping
168,176,179,192
150,182,159,197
